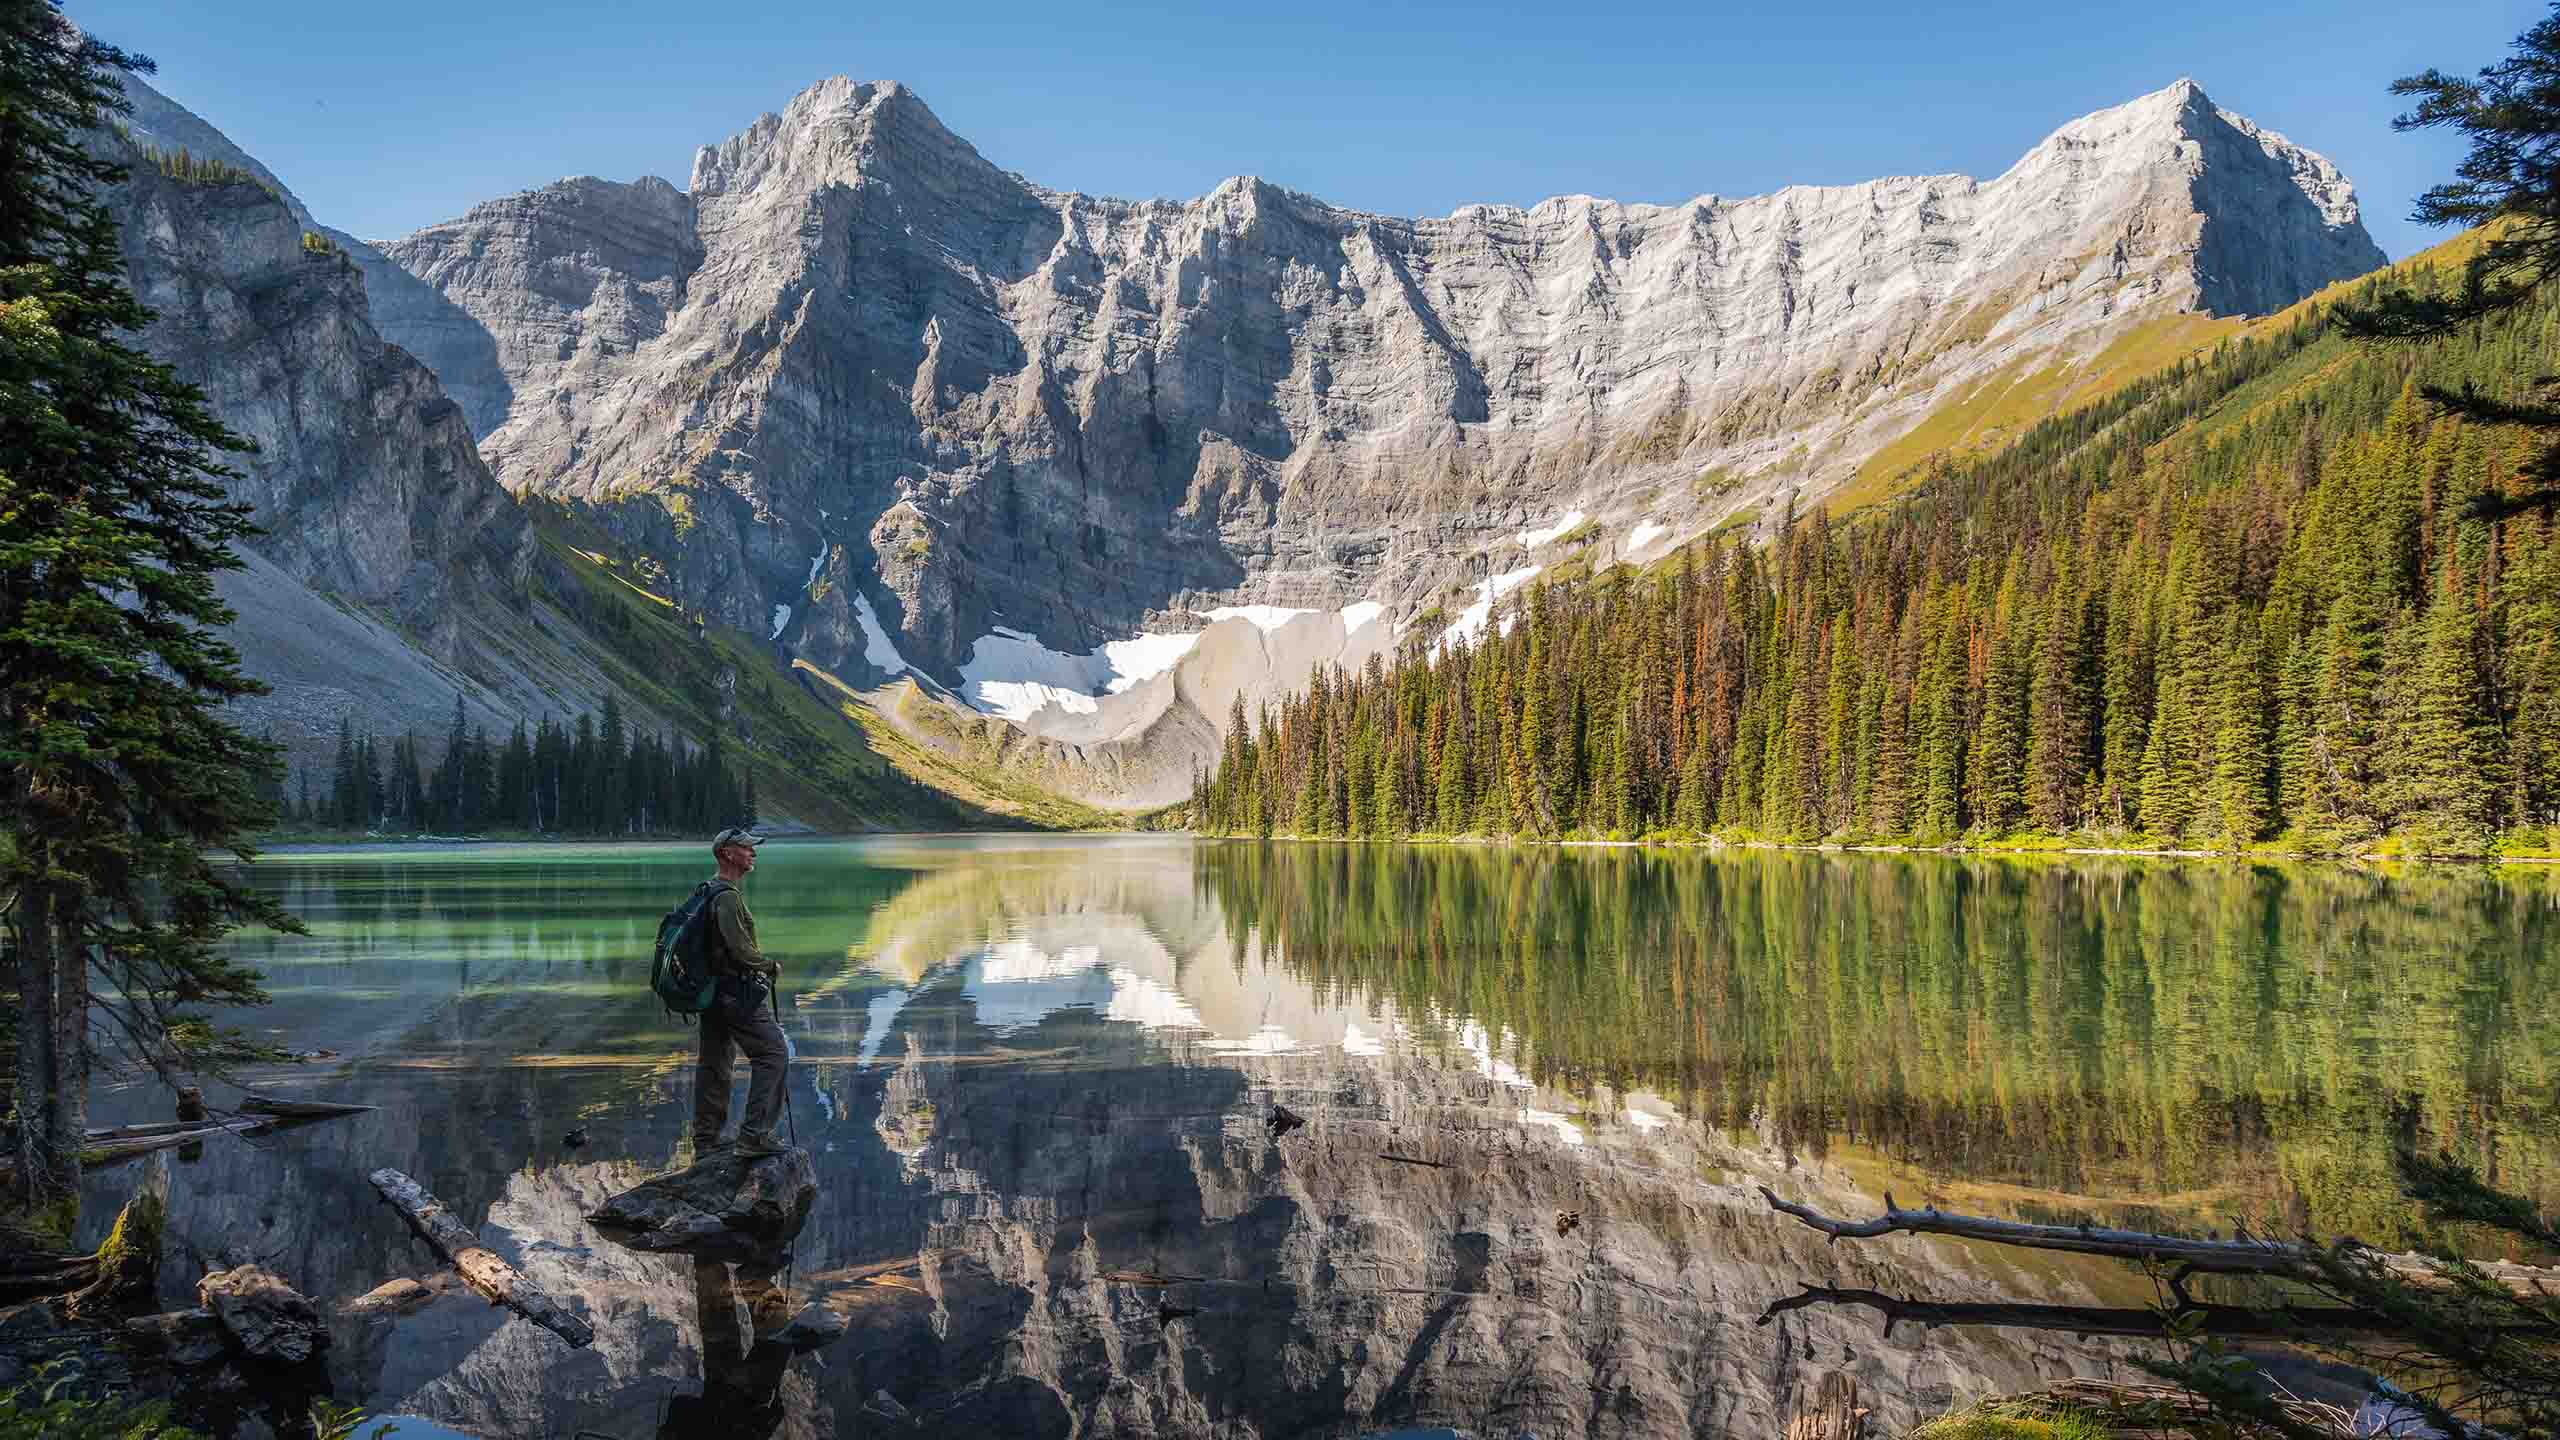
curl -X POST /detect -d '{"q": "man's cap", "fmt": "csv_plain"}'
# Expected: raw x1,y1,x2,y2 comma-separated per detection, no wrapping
711,827,766,852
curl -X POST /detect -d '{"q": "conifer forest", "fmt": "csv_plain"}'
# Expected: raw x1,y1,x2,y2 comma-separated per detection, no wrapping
1193,256,2560,856
278,692,757,836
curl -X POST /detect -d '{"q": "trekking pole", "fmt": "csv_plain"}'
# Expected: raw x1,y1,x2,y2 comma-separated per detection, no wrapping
773,975,798,1149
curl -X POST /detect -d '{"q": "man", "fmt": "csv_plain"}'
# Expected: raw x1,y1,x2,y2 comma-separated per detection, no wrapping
694,826,788,1158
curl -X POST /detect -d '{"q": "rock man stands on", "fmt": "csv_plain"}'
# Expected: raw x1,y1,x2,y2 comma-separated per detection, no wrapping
694,827,788,1157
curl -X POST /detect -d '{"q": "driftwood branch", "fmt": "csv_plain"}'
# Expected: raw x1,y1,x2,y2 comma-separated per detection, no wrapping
1757,1282,2388,1340
1757,1188,2560,1295
368,1167,594,1348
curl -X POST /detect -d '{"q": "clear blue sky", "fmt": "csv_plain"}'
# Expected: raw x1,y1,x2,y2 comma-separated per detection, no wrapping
73,0,2549,259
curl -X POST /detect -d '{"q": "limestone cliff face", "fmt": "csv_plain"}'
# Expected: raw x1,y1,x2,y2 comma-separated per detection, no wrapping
104,126,535,643
94,80,663,786
374,76,2383,686
370,176,700,441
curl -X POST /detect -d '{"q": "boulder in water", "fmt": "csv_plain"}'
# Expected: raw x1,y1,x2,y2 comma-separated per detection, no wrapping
587,1148,816,1257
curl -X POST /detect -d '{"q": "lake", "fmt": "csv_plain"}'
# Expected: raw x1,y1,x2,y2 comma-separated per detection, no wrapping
79,837,2560,1438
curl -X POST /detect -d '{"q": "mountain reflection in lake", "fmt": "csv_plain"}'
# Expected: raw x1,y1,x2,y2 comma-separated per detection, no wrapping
79,838,2560,1438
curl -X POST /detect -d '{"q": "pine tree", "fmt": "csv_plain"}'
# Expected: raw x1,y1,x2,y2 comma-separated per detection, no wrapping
2098,569,2155,830
2305,578,2386,841
1435,711,1469,834
2207,617,2274,847
598,692,628,834
330,712,360,825
2338,7,2560,519
439,689,467,829
2392,570,2499,850
357,731,382,830
1968,628,2029,835
2139,660,2200,843
1917,607,1968,837
1,4,290,1218
1293,755,1323,838
2025,575,2093,831
501,720,534,830
1371,739,1402,839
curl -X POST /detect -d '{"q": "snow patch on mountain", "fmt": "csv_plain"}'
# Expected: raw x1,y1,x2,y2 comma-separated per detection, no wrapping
1516,510,1586,548
1102,632,1202,689
856,593,912,674
1439,567,1542,651
960,628,1109,720
1200,605,1316,630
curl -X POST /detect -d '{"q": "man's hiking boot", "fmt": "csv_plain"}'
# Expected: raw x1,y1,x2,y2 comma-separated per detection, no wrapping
691,1133,734,1156
732,1130,788,1159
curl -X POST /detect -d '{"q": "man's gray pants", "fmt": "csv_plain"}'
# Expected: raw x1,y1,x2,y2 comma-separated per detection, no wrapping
693,995,788,1145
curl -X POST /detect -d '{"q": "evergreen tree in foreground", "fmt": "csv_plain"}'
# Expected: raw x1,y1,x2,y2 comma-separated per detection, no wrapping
0,2,289,1225
2341,1,2560,519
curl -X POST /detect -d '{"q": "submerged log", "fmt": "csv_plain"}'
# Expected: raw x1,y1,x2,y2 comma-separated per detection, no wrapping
1758,1188,2560,1295
367,1167,593,1348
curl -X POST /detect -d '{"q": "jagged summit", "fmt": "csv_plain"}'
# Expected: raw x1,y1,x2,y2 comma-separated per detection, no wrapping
360,76,2387,806
667,72,2372,248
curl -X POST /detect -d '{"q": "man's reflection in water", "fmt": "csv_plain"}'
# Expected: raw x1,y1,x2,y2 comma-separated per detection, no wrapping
659,1257,795,1438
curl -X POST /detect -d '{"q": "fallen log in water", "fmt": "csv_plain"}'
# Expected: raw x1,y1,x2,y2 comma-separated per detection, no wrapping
83,1119,241,1141
79,1116,273,1167
1758,1187,2560,1295
1757,1282,2389,1340
368,1167,593,1348
239,1096,378,1120
43,1105,378,1178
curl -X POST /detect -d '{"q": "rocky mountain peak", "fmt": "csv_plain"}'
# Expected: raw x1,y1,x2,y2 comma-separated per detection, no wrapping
689,74,990,204
364,77,2387,806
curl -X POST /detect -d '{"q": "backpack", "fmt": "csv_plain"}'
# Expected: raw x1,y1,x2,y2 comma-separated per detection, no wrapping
650,880,733,1018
